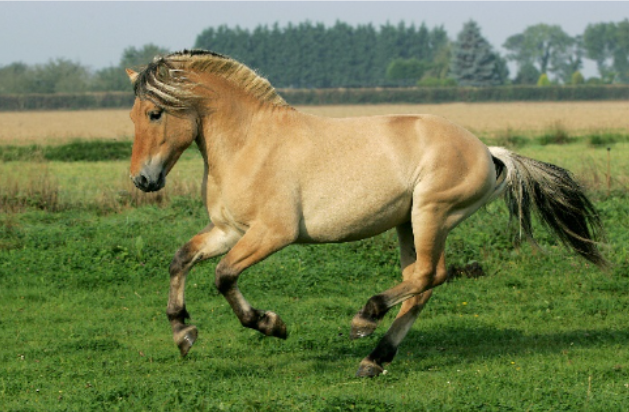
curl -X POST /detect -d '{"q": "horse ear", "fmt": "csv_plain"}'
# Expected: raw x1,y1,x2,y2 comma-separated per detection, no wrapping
125,68,139,83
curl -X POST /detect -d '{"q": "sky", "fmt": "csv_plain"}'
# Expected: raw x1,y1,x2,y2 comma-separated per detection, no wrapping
1,1,628,78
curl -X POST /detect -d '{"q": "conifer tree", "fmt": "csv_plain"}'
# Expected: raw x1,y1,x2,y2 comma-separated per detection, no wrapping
450,20,505,86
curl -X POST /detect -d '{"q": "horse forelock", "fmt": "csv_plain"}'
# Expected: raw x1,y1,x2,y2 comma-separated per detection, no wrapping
132,49,289,110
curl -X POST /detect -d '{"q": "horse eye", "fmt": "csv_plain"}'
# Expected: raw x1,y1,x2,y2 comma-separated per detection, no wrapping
149,110,163,121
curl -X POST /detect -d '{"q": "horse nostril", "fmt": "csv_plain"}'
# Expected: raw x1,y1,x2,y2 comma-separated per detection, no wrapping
132,173,149,190
157,171,166,188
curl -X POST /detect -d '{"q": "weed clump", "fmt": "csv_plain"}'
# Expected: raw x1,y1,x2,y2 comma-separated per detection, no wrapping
537,122,574,145
494,128,529,148
0,168,59,213
587,132,620,147
446,261,486,282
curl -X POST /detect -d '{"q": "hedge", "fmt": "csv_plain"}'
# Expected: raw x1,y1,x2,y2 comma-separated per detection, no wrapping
280,85,629,105
0,86,628,111
0,92,134,111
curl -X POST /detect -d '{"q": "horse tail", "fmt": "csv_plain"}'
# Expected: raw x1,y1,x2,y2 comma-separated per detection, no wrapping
487,146,608,268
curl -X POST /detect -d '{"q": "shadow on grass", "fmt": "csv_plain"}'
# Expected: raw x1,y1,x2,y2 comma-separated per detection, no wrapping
304,324,629,371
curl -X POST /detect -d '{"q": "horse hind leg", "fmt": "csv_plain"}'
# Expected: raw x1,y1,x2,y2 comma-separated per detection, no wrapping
351,209,450,377
350,222,416,339
351,211,448,336
356,290,435,377
354,221,439,376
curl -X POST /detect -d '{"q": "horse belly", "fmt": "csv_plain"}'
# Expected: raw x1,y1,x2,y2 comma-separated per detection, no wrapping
297,186,412,243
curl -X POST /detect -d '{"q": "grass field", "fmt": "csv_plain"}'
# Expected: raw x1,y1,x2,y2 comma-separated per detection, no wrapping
1,103,628,411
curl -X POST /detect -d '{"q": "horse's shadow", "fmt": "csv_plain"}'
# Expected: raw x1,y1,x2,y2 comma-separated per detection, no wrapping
305,323,629,371
182,321,628,379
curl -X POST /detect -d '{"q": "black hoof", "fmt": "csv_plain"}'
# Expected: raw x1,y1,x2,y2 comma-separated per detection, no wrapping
355,358,385,377
175,325,198,357
259,311,288,340
350,313,378,340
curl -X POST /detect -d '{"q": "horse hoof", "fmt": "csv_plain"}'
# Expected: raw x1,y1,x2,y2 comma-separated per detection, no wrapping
175,325,198,357
355,358,384,378
350,313,377,340
259,311,288,340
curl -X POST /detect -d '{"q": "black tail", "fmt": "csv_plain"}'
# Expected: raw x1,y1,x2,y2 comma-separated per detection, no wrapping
489,147,607,268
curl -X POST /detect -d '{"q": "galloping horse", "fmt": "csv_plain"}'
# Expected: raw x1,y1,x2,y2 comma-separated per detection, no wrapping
126,50,606,377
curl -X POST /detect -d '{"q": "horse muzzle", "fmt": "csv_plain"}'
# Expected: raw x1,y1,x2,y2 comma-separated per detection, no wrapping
131,166,166,192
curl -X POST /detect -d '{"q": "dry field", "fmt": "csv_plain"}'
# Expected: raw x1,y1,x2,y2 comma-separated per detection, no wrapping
1,101,628,145
301,101,629,136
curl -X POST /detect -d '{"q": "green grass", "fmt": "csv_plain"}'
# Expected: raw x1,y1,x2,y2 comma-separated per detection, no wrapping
0,140,133,162
0,146,203,212
0,140,206,163
0,131,628,163
1,194,628,411
484,129,629,150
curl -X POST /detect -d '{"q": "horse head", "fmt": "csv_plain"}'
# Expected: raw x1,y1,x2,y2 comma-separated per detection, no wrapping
126,68,199,192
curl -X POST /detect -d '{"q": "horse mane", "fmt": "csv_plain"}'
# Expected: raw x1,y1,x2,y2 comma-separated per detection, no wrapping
132,49,290,110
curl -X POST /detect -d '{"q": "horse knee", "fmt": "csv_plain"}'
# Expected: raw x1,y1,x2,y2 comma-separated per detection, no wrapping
214,260,239,294
169,243,196,275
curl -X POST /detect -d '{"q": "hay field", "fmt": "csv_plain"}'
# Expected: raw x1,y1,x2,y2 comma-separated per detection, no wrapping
1,101,628,145
301,101,629,136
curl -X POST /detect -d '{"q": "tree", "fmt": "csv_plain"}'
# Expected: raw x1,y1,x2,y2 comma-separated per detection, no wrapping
513,62,540,85
493,54,510,85
554,35,584,84
120,44,170,70
30,59,90,93
537,73,551,86
450,20,505,86
583,19,629,83
583,22,617,81
92,44,170,92
503,24,575,82
0,62,33,93
91,66,130,92
194,20,452,88
571,71,585,85
425,43,451,80
386,58,429,85
614,19,629,83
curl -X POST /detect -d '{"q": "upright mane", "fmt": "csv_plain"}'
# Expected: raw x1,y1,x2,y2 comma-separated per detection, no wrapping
132,49,290,110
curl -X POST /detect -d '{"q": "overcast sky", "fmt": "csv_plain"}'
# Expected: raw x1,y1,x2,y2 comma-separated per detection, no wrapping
2,1,628,77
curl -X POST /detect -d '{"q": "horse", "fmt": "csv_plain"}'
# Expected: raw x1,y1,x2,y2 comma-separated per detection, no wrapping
125,49,606,377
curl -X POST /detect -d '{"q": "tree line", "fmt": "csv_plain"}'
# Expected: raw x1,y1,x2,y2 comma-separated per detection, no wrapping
0,44,169,94
1,19,628,94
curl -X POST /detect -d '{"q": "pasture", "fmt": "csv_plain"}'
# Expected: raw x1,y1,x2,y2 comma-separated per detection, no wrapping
1,102,629,411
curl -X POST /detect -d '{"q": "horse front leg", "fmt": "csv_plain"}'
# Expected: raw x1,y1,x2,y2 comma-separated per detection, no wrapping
168,224,239,356
214,223,296,339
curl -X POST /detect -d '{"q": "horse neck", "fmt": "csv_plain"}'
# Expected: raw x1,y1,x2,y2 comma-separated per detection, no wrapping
194,74,281,175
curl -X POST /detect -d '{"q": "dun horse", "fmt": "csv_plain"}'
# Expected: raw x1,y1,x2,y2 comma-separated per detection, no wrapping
126,50,606,377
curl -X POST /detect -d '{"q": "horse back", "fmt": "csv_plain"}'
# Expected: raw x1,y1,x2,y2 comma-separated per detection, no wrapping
285,113,496,242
